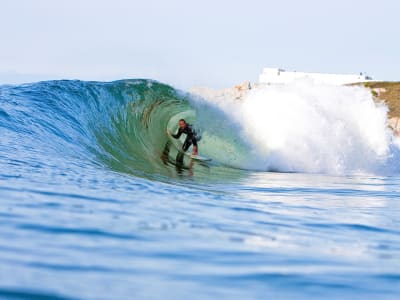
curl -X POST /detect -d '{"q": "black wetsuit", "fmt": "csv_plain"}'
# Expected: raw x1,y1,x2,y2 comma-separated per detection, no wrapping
172,125,198,152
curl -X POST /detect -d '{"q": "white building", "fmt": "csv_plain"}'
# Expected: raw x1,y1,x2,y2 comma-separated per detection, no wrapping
259,68,373,85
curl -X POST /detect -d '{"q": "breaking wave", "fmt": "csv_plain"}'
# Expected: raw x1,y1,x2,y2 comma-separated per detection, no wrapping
0,79,399,180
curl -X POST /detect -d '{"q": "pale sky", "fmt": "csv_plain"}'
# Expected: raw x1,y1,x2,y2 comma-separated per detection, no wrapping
0,0,399,89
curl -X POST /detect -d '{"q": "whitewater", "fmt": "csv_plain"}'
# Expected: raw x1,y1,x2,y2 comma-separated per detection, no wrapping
0,79,399,299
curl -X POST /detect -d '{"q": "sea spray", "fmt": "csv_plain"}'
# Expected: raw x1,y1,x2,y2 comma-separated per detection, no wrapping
192,80,399,174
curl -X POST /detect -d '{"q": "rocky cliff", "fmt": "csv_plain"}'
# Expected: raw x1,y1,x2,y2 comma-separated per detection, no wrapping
362,81,400,135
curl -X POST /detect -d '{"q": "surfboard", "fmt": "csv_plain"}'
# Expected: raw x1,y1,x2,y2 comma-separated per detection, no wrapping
167,131,212,162
187,154,212,161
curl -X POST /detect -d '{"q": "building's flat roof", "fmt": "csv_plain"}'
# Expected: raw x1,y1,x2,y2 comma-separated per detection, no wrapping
259,68,373,85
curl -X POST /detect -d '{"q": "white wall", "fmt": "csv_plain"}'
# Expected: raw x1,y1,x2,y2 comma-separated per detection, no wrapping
259,68,373,85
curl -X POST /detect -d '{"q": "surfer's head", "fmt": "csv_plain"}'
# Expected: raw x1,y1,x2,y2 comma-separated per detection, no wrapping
179,119,187,129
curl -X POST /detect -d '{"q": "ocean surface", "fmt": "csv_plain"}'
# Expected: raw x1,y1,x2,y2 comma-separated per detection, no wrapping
0,79,399,299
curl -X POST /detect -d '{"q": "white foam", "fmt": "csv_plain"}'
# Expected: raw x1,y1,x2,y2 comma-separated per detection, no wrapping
192,80,400,174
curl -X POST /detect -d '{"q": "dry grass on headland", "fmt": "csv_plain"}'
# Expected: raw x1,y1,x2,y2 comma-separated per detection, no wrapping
361,81,400,135
363,81,400,119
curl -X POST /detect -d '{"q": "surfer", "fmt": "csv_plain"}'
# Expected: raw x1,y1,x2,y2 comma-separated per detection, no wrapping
168,119,198,155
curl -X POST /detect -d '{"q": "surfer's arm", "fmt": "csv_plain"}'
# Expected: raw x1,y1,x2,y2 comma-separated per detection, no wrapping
191,135,198,155
192,145,198,155
191,136,198,147
171,129,182,139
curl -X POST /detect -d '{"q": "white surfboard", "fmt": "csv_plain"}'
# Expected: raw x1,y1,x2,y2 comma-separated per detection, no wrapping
187,153,212,162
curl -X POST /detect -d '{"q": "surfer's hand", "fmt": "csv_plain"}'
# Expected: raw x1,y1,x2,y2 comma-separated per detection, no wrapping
192,146,198,156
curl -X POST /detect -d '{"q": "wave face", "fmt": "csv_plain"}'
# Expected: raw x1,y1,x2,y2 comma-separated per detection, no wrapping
0,80,206,181
1,79,399,180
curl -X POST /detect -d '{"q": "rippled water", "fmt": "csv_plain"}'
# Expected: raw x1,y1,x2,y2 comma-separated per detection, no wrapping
0,80,399,299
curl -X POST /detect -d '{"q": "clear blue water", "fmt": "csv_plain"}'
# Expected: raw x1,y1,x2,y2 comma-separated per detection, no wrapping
0,80,399,299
